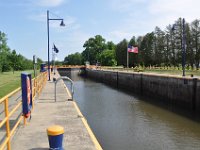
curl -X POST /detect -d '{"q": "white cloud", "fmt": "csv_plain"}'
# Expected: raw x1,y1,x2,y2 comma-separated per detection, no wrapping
148,0,200,15
107,0,200,40
146,0,200,30
151,1,200,20
109,0,147,12
35,0,66,7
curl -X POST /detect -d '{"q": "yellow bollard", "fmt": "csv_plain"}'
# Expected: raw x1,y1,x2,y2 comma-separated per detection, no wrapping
47,125,64,150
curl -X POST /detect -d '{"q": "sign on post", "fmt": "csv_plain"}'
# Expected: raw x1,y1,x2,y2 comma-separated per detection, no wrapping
33,55,37,64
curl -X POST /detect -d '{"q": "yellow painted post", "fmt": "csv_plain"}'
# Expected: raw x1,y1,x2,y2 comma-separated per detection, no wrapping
33,79,35,99
38,76,40,95
32,83,34,111
24,116,27,126
36,77,38,95
43,74,44,86
34,77,37,96
41,75,43,87
34,79,36,98
5,97,11,150
43,73,45,87
38,75,41,96
34,77,37,95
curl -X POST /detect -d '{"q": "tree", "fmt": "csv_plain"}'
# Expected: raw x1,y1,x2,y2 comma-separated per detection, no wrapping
0,31,41,72
0,31,11,72
99,49,116,66
171,18,184,67
153,27,165,66
139,32,154,66
165,25,173,66
106,41,116,50
15,54,33,70
8,50,18,73
37,57,43,69
55,61,63,66
115,39,128,66
185,22,194,69
128,36,138,67
64,52,82,65
191,19,200,69
82,35,106,64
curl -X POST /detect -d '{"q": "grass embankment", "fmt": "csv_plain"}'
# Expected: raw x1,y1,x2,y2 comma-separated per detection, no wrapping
0,70,34,98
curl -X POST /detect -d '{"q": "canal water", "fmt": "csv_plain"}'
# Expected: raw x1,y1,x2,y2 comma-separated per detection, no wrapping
64,71,200,150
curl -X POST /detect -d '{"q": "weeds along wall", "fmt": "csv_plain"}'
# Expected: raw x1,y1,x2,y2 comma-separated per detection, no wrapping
86,69,200,112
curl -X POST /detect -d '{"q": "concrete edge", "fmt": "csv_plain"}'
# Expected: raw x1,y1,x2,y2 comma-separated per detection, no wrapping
72,101,103,150
62,79,103,150
94,69,200,80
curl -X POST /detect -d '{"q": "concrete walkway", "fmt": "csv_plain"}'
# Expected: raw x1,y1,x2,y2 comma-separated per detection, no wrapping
11,72,101,150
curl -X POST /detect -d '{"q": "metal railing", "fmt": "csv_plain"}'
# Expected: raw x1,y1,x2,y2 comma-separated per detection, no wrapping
56,65,85,68
0,71,47,150
54,76,74,101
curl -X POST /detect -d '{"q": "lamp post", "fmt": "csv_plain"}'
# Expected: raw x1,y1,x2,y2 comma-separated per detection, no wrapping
172,18,186,76
182,18,186,77
47,10,65,81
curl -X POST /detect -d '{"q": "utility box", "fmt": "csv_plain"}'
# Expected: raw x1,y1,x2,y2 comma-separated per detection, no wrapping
21,73,32,118
40,63,47,72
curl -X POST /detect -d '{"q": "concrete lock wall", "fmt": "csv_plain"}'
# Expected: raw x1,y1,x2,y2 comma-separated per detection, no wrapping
118,72,142,94
196,80,200,111
86,69,200,112
57,68,72,76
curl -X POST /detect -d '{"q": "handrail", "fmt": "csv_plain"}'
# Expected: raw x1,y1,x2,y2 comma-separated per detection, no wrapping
55,65,85,69
0,71,47,150
54,76,74,101
0,87,21,104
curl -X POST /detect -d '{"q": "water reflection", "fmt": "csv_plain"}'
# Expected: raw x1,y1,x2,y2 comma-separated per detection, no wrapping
64,73,200,150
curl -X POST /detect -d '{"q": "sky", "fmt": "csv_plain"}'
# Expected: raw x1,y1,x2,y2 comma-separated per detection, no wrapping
0,0,200,61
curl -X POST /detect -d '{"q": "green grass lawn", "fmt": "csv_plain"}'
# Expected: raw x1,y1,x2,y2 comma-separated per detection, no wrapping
143,69,200,76
0,70,34,98
104,67,200,77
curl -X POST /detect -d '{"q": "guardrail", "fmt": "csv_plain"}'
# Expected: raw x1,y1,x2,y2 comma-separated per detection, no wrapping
56,65,85,68
0,71,47,150
54,76,74,101
44,65,85,69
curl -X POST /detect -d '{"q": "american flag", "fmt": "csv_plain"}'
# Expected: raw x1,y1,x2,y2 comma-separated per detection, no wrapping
128,45,138,53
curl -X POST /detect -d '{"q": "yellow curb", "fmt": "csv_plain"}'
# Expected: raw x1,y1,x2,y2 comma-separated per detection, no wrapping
62,81,102,150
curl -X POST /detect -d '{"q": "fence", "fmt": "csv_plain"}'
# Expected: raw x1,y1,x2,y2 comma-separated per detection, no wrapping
0,71,47,150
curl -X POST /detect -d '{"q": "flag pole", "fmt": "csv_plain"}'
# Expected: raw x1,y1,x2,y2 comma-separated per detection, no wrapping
127,44,129,68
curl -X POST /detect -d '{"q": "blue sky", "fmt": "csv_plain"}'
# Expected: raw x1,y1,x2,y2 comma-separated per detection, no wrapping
0,0,200,61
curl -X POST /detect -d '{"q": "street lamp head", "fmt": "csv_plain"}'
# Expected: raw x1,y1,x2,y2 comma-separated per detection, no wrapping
60,20,65,26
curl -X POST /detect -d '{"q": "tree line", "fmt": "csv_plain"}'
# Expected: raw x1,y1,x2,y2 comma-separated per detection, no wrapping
64,18,200,70
0,31,42,73
64,35,116,66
